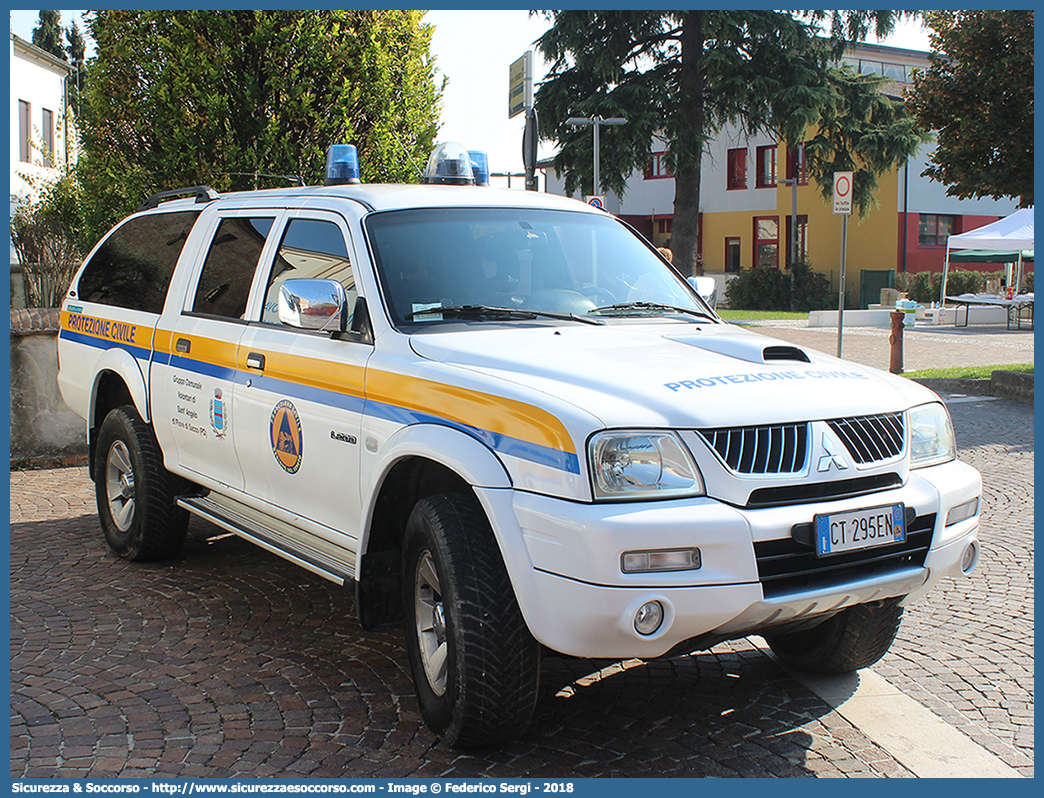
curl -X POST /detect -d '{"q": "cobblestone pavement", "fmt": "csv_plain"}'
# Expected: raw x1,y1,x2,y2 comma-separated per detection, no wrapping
9,326,1034,776
746,320,1034,373
876,396,1034,776
10,467,915,778
752,319,1035,776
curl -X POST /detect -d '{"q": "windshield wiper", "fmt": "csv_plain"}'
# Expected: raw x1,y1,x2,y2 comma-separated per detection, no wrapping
405,304,603,325
590,301,716,320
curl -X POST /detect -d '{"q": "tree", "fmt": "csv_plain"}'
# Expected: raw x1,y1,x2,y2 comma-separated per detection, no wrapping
909,10,1033,207
65,20,87,116
75,10,443,243
534,11,925,276
11,172,86,308
31,10,67,60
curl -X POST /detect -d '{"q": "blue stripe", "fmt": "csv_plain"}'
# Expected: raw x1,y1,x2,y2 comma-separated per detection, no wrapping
169,354,238,383
59,329,152,362
363,400,581,475
236,370,368,415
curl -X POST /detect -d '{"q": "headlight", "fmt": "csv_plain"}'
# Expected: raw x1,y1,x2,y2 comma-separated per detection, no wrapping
588,431,704,501
908,402,956,468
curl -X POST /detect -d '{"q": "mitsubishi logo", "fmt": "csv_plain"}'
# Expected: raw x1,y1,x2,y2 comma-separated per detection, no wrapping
817,433,849,473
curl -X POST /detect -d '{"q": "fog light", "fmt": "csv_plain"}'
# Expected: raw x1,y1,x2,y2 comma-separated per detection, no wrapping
946,497,979,526
961,541,979,573
621,547,701,573
634,601,665,635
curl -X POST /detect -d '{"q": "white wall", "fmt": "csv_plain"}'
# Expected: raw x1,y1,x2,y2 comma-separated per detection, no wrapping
900,142,1021,216
545,122,783,218
10,34,73,202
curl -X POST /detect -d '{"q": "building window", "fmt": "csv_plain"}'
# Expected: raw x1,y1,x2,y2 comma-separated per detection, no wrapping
647,152,673,179
919,214,956,246
42,108,55,167
727,148,747,190
756,145,777,188
18,100,31,163
785,214,809,264
725,238,742,273
785,144,807,185
754,217,779,268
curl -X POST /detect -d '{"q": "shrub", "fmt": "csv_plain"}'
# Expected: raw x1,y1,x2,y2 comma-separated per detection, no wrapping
789,259,834,311
724,259,834,312
896,269,1007,303
724,265,789,311
10,173,87,308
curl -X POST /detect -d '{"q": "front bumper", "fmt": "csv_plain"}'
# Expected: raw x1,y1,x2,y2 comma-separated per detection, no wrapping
476,459,981,659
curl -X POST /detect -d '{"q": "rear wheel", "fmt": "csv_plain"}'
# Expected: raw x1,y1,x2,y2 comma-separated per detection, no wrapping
95,405,188,561
402,493,540,747
764,598,904,673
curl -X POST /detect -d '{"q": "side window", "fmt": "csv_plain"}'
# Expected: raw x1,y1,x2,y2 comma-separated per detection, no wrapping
261,218,356,325
190,217,274,319
77,210,201,314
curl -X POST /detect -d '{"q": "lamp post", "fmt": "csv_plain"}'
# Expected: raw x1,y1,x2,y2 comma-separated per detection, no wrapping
566,115,627,196
778,144,804,312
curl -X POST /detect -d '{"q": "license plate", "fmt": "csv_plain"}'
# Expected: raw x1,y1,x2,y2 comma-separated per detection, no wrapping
814,503,906,556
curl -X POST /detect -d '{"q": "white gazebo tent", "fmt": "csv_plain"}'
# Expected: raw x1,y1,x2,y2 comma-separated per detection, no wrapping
940,207,1035,303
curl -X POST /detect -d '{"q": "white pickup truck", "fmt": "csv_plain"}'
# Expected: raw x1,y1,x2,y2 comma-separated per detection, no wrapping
57,142,981,747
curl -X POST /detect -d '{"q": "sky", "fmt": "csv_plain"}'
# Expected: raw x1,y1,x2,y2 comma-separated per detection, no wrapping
10,9,932,188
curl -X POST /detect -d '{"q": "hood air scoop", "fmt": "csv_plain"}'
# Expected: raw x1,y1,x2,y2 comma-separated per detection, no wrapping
665,335,812,364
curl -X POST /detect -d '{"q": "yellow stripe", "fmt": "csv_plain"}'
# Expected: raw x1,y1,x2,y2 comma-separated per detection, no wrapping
367,369,576,455
246,350,366,397
135,327,574,456
179,335,239,368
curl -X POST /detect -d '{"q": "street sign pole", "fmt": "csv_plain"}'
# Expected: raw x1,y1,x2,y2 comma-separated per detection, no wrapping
832,171,854,358
522,107,539,191
838,215,848,357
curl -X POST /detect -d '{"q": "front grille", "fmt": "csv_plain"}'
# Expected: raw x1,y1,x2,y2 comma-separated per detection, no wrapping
699,423,808,474
746,473,903,508
828,412,905,464
754,512,935,598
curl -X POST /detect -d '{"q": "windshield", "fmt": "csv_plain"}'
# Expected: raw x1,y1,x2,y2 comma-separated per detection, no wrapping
365,207,712,327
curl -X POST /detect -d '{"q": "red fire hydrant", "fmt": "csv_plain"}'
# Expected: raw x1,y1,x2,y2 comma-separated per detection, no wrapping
889,311,904,374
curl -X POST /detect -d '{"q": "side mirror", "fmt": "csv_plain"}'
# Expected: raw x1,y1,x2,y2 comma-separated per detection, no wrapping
277,278,347,332
688,275,717,310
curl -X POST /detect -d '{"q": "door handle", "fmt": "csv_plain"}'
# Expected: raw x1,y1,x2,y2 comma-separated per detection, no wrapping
175,337,191,354
246,352,266,371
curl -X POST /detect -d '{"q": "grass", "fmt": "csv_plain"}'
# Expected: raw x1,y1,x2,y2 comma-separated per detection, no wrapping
716,309,810,322
902,363,1034,380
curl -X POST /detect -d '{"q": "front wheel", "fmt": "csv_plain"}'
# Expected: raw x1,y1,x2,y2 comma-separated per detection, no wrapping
763,598,904,673
95,405,188,561
402,493,540,747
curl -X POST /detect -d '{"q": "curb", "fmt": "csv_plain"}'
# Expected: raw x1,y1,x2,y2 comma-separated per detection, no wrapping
912,371,1033,404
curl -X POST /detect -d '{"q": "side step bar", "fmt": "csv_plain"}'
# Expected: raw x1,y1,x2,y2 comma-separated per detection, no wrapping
178,494,355,586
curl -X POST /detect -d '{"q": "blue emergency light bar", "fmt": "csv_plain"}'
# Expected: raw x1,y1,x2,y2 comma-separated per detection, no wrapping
325,144,361,185
468,151,490,186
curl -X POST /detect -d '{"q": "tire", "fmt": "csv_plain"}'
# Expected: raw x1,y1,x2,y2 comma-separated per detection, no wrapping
763,598,904,674
402,493,541,747
94,405,189,561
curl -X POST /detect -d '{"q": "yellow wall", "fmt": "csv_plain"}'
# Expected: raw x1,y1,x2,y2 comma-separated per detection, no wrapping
701,151,901,305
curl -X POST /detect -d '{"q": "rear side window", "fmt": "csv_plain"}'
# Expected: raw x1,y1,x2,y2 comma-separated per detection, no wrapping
76,210,201,314
191,217,275,320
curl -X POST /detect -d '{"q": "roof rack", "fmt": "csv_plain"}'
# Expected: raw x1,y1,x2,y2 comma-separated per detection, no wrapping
137,186,219,212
